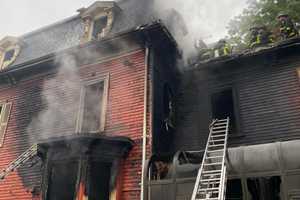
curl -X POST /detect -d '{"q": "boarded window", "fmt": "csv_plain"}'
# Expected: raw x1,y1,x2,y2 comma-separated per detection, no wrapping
47,162,78,200
88,162,111,200
92,16,108,39
3,49,15,62
81,81,104,133
0,102,12,147
211,89,238,134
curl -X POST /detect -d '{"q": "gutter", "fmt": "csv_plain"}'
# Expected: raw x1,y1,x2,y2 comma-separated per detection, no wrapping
140,46,149,200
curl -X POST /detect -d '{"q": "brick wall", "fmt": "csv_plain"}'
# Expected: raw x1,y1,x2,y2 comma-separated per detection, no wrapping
0,48,151,200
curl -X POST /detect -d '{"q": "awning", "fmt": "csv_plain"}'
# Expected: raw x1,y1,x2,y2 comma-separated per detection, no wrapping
227,139,300,176
37,134,134,162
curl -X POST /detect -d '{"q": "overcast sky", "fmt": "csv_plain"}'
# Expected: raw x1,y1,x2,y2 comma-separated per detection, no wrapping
0,0,248,42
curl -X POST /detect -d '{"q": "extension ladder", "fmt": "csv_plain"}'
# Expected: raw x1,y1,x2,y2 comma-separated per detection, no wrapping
191,118,229,200
0,143,38,180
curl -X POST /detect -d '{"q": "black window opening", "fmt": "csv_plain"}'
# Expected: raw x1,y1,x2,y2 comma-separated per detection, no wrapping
226,179,243,200
211,89,238,134
46,162,78,200
247,176,281,200
92,16,108,39
82,82,104,133
88,162,112,200
3,49,15,62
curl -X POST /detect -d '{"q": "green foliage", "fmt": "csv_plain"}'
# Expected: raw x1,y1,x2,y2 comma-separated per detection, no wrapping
226,0,300,49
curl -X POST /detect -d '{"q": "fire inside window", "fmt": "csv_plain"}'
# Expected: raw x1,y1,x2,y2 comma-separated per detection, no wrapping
92,16,108,39
3,49,15,62
81,82,104,133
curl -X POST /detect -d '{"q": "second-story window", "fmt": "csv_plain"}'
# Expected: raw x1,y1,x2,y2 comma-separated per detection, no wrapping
0,102,12,147
77,75,109,134
211,89,238,134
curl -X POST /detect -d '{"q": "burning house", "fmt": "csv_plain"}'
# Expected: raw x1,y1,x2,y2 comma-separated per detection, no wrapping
0,0,300,200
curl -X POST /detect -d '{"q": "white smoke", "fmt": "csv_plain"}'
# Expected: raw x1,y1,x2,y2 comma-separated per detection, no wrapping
27,53,82,143
153,0,248,60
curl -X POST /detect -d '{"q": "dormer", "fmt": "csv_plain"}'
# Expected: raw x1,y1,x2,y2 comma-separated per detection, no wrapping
0,36,21,70
78,1,121,43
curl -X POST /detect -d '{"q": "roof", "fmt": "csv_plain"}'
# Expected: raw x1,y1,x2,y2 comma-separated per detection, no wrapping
5,0,155,70
190,37,300,71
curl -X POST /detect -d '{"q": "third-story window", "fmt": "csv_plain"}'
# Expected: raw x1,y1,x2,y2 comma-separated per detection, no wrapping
77,76,109,134
92,16,108,39
211,89,238,134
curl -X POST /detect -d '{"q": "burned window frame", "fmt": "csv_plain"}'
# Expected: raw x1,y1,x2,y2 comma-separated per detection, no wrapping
210,87,242,136
76,74,109,133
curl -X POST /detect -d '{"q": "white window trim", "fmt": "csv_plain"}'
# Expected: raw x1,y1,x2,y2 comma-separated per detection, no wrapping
76,73,109,133
0,45,20,70
0,101,12,147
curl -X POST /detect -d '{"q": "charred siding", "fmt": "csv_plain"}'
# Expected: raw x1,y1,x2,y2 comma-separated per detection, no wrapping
174,54,300,151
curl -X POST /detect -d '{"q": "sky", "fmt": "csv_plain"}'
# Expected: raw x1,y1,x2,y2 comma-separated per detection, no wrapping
0,0,249,42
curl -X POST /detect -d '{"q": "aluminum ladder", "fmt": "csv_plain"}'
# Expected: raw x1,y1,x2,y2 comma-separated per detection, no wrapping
0,143,38,180
191,118,229,200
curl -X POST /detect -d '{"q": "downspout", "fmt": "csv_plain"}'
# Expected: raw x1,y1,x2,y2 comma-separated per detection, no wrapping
141,46,150,200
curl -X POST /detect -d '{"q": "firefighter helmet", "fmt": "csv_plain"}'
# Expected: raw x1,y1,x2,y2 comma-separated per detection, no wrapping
277,12,289,19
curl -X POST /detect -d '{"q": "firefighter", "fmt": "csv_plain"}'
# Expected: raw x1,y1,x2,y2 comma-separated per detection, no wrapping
277,12,298,40
213,39,231,57
249,26,273,48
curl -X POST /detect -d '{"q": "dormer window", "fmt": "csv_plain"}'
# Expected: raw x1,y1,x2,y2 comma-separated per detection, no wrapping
0,36,21,70
78,1,121,43
92,16,108,39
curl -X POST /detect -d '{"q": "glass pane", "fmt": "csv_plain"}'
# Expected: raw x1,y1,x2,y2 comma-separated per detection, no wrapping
3,49,15,62
82,82,104,133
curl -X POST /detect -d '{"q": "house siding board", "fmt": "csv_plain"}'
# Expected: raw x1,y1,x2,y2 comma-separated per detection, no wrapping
0,49,149,200
174,56,300,151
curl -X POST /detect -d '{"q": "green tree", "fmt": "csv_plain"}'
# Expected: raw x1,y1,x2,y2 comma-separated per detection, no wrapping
226,0,300,50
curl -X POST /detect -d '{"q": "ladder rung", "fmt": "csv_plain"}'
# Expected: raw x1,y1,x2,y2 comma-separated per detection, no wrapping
208,144,224,148
212,126,226,130
216,119,228,122
203,162,222,166
214,122,227,126
202,173,221,178
201,178,221,182
207,150,224,153
211,130,226,134
209,139,225,143
202,170,222,175
206,156,223,159
198,187,220,192
211,135,225,138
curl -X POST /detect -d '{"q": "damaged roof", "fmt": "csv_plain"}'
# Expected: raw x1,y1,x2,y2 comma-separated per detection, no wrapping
3,0,157,71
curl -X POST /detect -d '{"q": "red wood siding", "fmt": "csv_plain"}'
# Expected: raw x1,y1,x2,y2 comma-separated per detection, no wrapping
0,49,151,200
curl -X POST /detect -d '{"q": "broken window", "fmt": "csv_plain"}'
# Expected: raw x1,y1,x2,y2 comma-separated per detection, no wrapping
247,176,281,200
0,102,12,147
226,179,243,200
46,162,79,200
92,16,108,39
81,81,104,133
87,162,111,200
163,84,175,132
211,89,238,134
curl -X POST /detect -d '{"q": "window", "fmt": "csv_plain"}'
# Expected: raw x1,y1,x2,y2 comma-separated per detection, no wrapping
3,49,15,63
77,75,109,133
92,16,108,39
0,102,12,147
226,179,243,200
247,176,281,200
88,162,112,200
211,89,238,134
46,162,79,200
